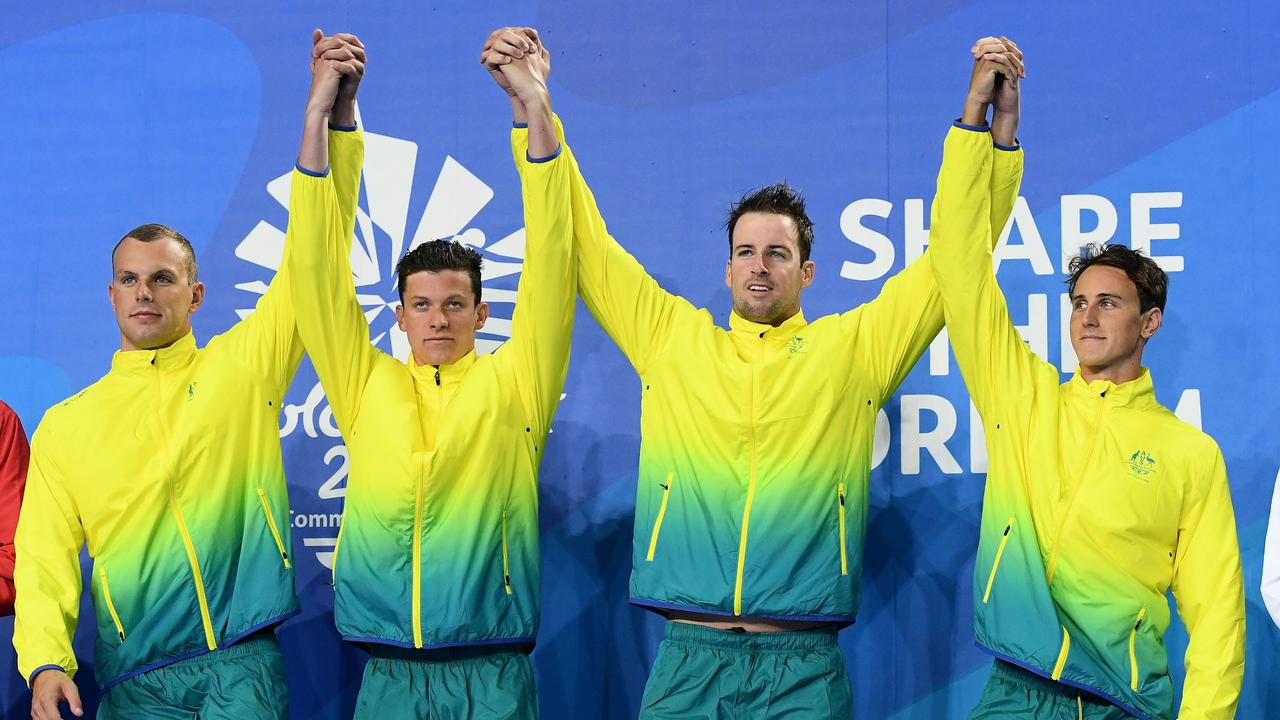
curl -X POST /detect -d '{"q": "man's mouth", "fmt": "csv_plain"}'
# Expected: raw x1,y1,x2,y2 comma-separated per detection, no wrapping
747,283,772,293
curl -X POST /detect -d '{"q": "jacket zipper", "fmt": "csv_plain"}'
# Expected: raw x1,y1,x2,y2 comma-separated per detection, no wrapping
837,483,848,576
982,517,1014,604
1129,607,1147,690
152,360,217,651
733,363,759,616
1046,399,1110,585
411,455,425,648
331,514,345,586
645,472,674,562
257,488,292,569
501,509,513,595
99,566,126,642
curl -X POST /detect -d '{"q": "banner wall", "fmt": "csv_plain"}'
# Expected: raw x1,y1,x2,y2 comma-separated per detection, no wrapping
1,3,1277,717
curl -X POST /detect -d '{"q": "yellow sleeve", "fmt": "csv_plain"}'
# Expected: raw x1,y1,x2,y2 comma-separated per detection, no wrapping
1171,447,1245,719
514,116,695,376
12,422,83,685
929,125,1046,420
494,131,575,437
329,127,365,252
841,128,1022,406
287,131,375,438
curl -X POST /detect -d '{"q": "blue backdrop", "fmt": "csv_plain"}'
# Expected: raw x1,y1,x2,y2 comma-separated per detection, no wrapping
2,2,1278,718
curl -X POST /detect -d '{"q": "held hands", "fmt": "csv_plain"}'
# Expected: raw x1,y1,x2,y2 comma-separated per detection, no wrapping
307,29,367,118
480,27,551,104
30,669,82,720
963,36,1023,146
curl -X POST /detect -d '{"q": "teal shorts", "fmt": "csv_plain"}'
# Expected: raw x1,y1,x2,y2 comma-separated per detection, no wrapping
639,621,852,720
97,632,287,720
967,660,1132,720
354,643,537,720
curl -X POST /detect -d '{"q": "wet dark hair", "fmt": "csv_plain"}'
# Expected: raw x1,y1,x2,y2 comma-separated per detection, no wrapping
725,182,814,262
1066,243,1167,314
395,239,484,304
113,223,198,283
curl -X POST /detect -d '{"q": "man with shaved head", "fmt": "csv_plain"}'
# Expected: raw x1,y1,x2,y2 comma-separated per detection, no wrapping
14,30,367,720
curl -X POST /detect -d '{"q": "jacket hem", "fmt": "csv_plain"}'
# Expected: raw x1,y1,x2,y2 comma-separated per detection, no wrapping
630,596,857,626
975,640,1152,720
341,634,536,651
100,609,299,694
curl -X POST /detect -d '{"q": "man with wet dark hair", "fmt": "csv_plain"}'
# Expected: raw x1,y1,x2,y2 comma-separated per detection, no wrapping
726,182,815,263
290,30,573,718
933,38,1243,720
1066,243,1168,316
394,239,484,304
483,28,1024,719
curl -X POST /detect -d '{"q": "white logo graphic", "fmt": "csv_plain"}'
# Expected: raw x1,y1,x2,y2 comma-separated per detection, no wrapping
233,117,526,569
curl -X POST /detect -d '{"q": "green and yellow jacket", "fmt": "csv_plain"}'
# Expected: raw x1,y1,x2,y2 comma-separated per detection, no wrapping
556,119,1018,622
288,126,573,649
931,123,1244,720
12,127,362,692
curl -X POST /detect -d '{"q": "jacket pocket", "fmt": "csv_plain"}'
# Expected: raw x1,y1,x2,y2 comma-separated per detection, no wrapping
257,488,292,569
501,509,513,596
837,482,848,576
1128,607,1148,690
982,517,1014,604
645,472,674,562
98,566,126,642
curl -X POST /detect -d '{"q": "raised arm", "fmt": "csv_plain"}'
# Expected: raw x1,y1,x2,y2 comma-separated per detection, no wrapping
483,27,696,376
844,40,1026,406
14,423,85,720
930,38,1051,421
287,31,373,437
479,35,575,436
1170,446,1245,719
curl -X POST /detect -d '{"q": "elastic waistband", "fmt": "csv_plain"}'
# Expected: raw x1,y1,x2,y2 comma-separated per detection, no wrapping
990,660,1110,706
368,641,531,663
663,621,838,652
181,631,280,667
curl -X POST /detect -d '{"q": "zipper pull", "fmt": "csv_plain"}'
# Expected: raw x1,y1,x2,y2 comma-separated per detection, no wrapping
434,369,441,386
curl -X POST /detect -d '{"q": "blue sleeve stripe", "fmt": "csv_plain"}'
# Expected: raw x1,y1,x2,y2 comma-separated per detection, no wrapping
512,122,529,129
994,141,1021,152
328,123,358,132
526,144,563,164
953,119,991,133
295,163,330,178
29,664,64,686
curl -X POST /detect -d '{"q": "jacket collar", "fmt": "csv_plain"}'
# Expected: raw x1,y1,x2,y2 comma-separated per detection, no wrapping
1064,367,1158,409
728,309,809,341
109,331,198,374
408,348,477,386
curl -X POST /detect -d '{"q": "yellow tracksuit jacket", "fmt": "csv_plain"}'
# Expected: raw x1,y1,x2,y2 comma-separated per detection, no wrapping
288,127,573,649
12,128,364,692
554,118,1018,621
931,124,1245,720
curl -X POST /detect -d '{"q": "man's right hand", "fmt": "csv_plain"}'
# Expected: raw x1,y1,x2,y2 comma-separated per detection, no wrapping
962,36,1023,126
480,27,543,98
306,29,363,119
31,669,82,720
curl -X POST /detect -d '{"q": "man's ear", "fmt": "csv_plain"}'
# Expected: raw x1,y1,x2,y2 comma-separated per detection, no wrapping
188,281,206,314
1140,306,1162,341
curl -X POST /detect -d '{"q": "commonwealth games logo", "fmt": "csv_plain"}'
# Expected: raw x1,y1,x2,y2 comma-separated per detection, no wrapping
231,114,527,569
